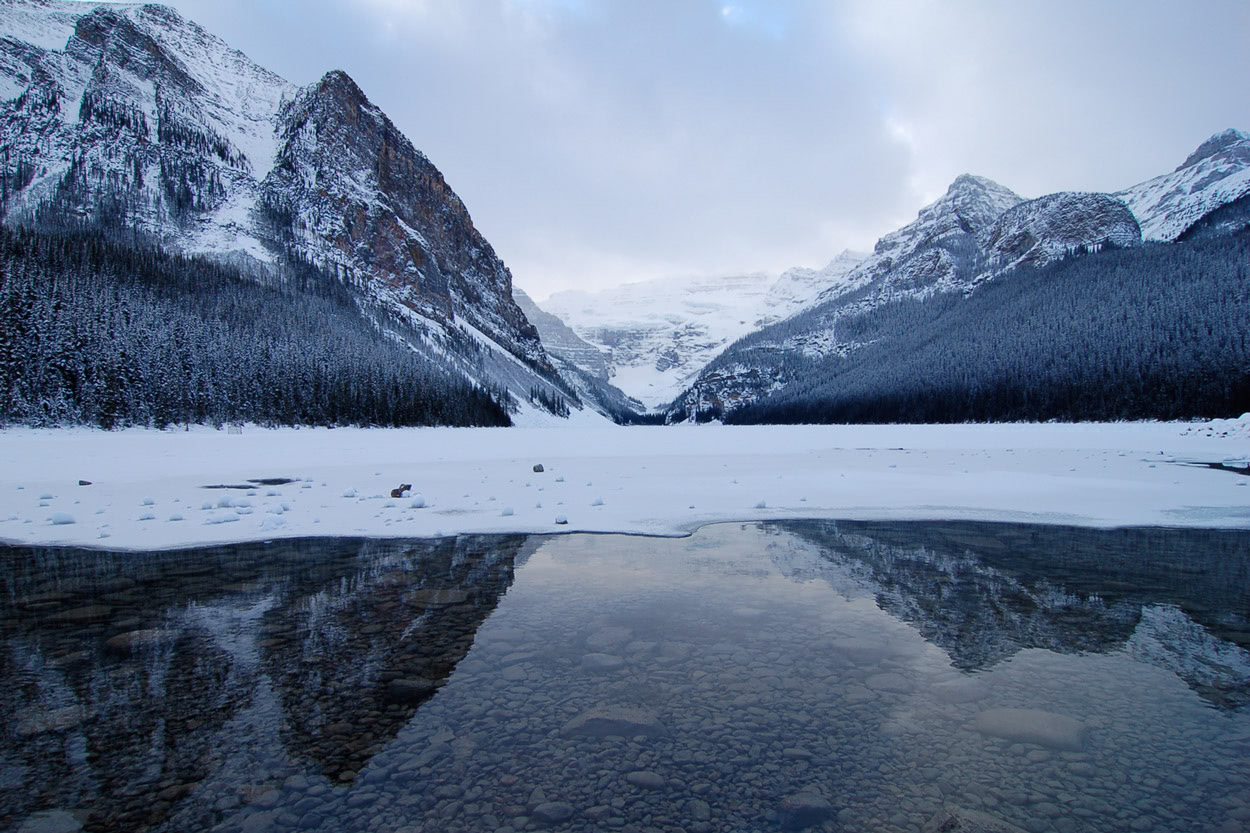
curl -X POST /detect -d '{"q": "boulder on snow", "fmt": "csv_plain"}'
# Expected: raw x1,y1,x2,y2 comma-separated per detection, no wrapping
390,483,412,498
533,463,545,473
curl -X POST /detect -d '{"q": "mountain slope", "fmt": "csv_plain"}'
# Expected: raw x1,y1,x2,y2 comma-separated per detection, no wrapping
0,0,567,418
982,192,1141,273
670,175,1027,415
1118,129,1250,242
513,288,644,419
672,131,1249,422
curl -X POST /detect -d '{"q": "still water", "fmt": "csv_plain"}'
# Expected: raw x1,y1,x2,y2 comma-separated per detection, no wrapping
2,522,1248,833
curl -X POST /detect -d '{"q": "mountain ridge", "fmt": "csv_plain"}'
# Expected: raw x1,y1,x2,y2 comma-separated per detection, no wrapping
667,129,1249,421
0,0,581,421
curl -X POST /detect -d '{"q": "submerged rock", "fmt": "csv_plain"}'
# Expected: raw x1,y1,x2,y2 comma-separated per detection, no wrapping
104,629,172,655
532,802,573,824
972,708,1087,751
922,806,1030,833
778,792,834,830
16,810,84,833
560,706,665,738
581,653,625,672
625,770,665,790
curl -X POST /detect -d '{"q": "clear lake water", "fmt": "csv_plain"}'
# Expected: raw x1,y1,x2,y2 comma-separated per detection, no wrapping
2,521,1248,833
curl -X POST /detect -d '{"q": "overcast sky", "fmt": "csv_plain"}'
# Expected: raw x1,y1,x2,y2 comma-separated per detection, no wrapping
157,0,1249,300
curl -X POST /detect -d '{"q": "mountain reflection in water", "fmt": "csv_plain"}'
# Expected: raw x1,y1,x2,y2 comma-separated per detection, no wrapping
775,521,1250,709
1,522,1247,833
0,536,526,832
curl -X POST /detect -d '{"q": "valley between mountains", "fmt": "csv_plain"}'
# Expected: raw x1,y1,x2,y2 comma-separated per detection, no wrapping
1,0,1247,432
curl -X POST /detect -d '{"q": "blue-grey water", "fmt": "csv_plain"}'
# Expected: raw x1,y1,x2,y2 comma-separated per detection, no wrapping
2,522,1248,833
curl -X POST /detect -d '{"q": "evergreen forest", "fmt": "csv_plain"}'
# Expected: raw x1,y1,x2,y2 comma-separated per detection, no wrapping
722,230,1250,424
0,228,511,429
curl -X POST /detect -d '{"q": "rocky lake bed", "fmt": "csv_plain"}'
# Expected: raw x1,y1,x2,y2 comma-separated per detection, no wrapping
2,521,1248,833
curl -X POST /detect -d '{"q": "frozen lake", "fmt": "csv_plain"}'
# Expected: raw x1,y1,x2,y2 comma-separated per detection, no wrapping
2,522,1248,833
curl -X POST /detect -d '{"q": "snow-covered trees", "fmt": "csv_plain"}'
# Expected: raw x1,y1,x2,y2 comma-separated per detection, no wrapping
722,231,1250,424
0,228,510,429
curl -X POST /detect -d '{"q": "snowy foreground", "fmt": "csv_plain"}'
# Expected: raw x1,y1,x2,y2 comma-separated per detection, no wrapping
1,420,1248,551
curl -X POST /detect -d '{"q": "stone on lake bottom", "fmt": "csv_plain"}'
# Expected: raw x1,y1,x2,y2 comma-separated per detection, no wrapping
581,652,625,672
16,810,83,833
922,806,1030,833
625,770,665,790
103,629,171,655
387,678,436,703
560,705,665,738
778,792,833,830
15,706,88,738
972,708,1087,751
532,802,574,824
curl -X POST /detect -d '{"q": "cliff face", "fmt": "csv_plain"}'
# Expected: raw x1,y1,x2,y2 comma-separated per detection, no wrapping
0,0,559,405
262,70,547,368
982,192,1142,272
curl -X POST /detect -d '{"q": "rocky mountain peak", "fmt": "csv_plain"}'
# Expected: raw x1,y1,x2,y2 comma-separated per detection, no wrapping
923,173,1024,234
0,0,564,414
1119,127,1250,241
1178,128,1250,171
982,192,1141,272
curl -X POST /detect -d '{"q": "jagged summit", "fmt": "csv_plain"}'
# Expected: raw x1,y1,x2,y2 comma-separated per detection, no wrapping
923,173,1023,232
802,173,1022,307
1119,128,1250,241
1178,128,1250,171
0,0,570,415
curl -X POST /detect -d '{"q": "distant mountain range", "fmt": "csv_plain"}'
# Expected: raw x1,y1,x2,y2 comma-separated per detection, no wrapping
534,251,865,410
528,129,1249,421
540,128,1250,422
2,1,1246,427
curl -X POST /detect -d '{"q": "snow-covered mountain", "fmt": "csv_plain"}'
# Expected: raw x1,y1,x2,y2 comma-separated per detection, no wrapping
1118,128,1250,242
535,252,864,410
982,192,1141,274
512,288,643,419
670,130,1248,421
0,0,573,416
822,174,1023,305
764,249,868,320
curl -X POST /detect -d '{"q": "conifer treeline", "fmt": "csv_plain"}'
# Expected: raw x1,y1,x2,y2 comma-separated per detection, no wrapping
721,231,1250,424
0,228,511,428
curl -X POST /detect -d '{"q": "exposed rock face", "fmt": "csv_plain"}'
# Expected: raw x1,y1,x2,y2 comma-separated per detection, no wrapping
0,0,560,405
261,70,546,368
838,174,1023,302
982,192,1141,272
1118,128,1250,241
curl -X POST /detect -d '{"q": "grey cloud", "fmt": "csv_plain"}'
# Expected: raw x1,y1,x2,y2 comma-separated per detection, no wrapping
163,0,1248,297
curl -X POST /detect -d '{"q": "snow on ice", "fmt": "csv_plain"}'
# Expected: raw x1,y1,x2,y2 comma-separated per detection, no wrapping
0,419,1248,551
